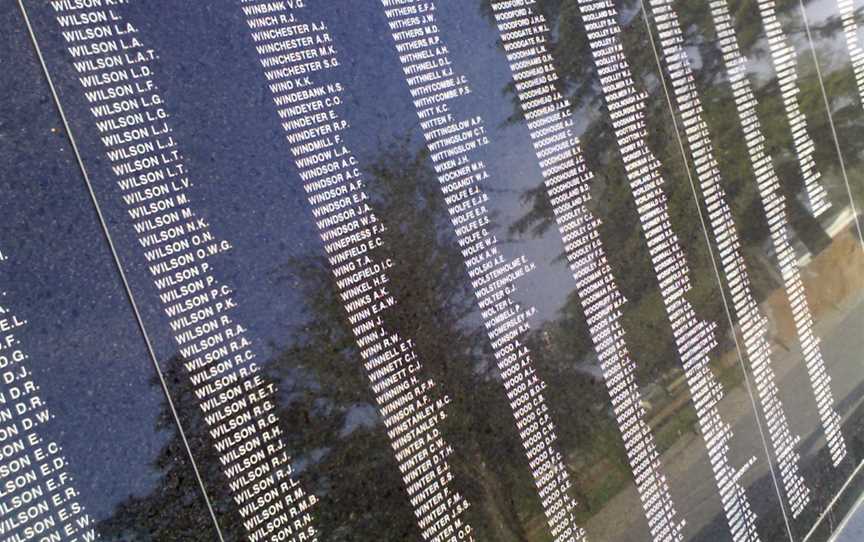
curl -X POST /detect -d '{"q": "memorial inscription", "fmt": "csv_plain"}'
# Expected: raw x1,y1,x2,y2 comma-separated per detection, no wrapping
488,1,684,540
7,0,864,540
237,1,474,540
0,254,97,542
381,1,585,540
44,2,319,540
643,0,811,518
571,0,761,539
707,0,847,470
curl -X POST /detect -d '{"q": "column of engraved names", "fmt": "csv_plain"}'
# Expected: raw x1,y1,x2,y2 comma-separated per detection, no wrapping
47,2,319,540
573,0,761,540
754,0,831,217
488,1,684,540
835,0,864,108
0,257,97,541
645,0,811,517
707,0,847,467
237,2,474,540
380,1,583,540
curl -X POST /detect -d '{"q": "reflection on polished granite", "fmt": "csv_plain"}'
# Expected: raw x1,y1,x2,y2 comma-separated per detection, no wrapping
5,0,864,540
836,493,864,541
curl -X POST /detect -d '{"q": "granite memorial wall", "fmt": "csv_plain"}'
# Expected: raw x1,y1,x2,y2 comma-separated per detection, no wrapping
3,0,864,540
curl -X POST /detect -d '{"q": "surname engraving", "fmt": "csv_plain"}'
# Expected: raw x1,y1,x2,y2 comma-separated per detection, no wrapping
48,1,320,540
707,0,847,469
0,252,97,542
645,0,811,518
489,1,685,540
238,1,475,541
382,0,585,539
